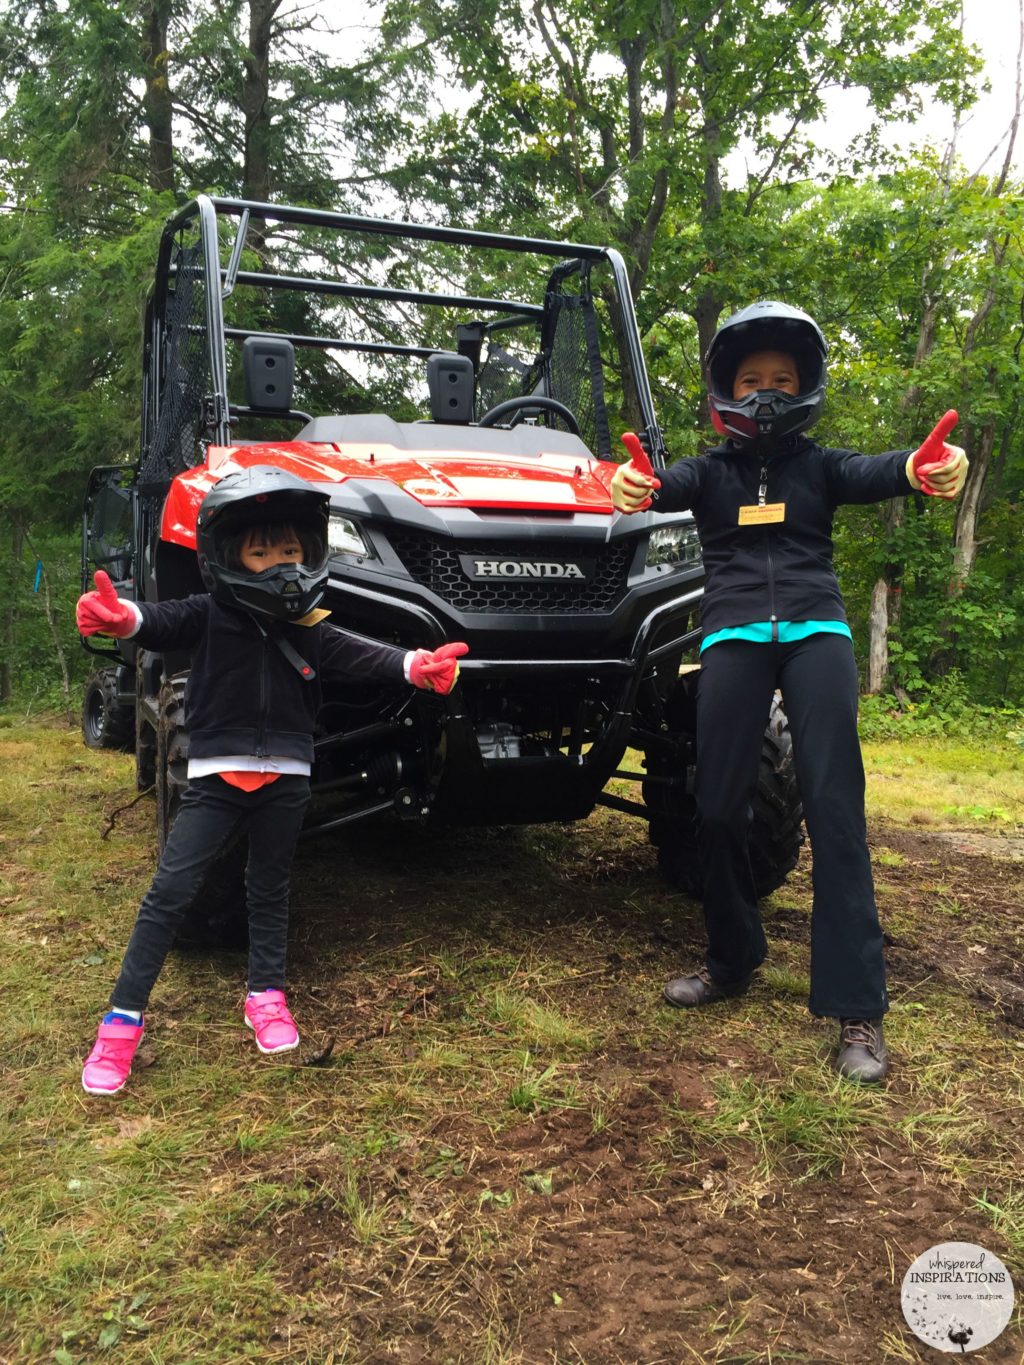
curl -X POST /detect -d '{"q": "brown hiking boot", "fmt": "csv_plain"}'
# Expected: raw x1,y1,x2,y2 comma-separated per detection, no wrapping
834,1018,889,1083
663,964,752,1009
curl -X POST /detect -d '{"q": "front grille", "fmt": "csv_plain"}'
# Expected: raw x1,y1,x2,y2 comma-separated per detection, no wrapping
390,533,632,613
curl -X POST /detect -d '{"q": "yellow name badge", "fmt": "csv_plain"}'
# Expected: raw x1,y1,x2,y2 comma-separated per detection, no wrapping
738,502,786,525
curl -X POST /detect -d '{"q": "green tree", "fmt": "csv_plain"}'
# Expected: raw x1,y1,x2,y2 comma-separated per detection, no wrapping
2,0,1020,711
375,1,977,319
0,0,430,702
733,162,1024,702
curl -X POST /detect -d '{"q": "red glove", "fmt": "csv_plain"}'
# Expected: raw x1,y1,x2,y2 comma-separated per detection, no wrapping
409,642,469,694
612,432,662,513
909,410,965,496
76,570,137,638
620,430,657,479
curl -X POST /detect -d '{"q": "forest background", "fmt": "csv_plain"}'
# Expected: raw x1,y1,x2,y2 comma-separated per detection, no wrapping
1,0,1022,729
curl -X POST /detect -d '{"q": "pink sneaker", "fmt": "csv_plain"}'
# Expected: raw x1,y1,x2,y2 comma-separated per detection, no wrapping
244,990,299,1054
81,1017,145,1096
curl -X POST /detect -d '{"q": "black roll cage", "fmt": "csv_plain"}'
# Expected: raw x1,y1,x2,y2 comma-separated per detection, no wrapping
144,194,667,468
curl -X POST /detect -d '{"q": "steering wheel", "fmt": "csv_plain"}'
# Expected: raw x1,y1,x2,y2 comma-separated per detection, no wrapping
476,395,581,436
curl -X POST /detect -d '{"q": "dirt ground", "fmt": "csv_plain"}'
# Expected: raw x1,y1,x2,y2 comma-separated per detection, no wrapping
5,728,1024,1364
218,817,1024,1364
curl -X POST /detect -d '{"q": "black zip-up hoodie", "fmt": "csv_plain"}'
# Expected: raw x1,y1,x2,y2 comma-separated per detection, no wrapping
133,595,407,764
656,437,914,638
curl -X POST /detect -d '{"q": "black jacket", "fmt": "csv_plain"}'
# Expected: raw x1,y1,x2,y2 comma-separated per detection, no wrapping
134,596,407,763
656,438,913,637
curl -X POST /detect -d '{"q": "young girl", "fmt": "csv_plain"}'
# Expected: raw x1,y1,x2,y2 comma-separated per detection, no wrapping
611,300,968,1082
77,464,467,1095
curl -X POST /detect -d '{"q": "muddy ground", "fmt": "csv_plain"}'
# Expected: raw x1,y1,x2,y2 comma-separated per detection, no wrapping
6,728,1024,1363
213,813,1024,1364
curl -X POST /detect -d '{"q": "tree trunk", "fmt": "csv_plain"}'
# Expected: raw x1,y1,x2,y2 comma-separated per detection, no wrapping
864,277,943,694
952,418,995,582
935,11,1020,664
865,497,906,694
862,67,966,697
692,136,723,426
142,0,175,194
866,580,890,694
243,0,278,209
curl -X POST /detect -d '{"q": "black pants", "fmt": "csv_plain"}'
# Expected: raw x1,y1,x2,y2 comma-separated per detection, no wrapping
110,774,311,1011
694,634,888,1019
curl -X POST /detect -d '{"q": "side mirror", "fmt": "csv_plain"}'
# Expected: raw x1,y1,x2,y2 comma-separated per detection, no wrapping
427,352,474,424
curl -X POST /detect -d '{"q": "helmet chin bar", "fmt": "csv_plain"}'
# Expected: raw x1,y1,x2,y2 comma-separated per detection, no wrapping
710,387,822,449
225,561,328,621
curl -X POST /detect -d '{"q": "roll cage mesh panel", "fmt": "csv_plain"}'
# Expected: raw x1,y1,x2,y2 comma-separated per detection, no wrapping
473,262,612,458
546,285,612,458
139,231,211,491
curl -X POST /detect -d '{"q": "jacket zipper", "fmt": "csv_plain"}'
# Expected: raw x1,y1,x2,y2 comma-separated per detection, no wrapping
759,462,778,641
256,629,269,757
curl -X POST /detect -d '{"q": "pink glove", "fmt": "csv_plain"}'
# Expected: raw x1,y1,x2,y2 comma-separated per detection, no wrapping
76,570,137,638
409,642,469,694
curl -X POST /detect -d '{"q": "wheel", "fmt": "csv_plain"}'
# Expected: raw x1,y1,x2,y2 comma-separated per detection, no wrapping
747,699,806,897
135,661,157,791
155,673,189,852
476,394,581,434
82,669,133,751
155,671,249,948
643,689,804,900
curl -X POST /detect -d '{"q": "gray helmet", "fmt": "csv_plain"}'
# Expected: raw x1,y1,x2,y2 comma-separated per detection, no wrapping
196,465,330,621
705,301,828,447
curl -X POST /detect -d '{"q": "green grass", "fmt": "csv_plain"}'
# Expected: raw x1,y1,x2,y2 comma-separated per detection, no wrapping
975,1188,1024,1262
698,1070,879,1179
759,963,812,1000
875,846,906,868
483,986,595,1052
862,735,1024,827
2,721,1024,1362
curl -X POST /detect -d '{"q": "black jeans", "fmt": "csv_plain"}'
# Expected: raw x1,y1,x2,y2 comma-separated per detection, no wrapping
110,774,311,1011
694,634,888,1019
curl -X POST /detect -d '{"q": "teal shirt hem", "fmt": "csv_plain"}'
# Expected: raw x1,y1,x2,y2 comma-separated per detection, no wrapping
700,620,853,654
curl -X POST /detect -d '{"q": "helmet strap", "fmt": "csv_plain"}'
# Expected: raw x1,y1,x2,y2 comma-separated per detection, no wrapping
248,614,317,681
273,632,317,682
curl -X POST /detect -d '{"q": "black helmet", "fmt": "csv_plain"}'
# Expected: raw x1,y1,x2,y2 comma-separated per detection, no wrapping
705,301,828,447
196,465,330,621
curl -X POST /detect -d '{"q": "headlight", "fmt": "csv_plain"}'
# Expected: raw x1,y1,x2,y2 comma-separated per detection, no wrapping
646,523,702,568
327,513,374,559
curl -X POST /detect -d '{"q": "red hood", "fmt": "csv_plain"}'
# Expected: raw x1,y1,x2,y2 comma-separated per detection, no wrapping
161,440,617,547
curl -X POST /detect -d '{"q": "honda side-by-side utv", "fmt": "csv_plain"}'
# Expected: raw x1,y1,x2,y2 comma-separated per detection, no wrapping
81,195,802,939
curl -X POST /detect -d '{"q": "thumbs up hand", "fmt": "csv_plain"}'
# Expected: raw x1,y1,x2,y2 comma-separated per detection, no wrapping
611,431,662,513
76,571,138,637
408,641,469,694
906,411,968,499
